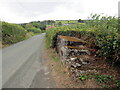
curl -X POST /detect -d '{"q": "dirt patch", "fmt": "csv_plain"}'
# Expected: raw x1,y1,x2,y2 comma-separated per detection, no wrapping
44,48,120,88
44,49,102,88
45,31,120,88
0,42,9,48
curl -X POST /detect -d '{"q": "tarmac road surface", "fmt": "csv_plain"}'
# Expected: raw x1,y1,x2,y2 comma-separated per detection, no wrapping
2,33,55,88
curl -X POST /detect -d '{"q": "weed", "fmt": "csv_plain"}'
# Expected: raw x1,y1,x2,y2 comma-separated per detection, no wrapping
116,80,120,88
79,75,88,81
50,50,59,62
79,73,117,88
102,85,111,88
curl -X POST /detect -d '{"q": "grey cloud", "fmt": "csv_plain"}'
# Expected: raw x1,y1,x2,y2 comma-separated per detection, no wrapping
4,1,65,17
1,0,83,18
0,0,85,23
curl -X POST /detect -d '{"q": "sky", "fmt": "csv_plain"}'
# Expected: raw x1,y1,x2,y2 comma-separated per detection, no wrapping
0,0,119,23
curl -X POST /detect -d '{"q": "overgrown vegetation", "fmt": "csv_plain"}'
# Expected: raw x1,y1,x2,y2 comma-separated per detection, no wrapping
45,14,120,88
46,14,120,64
79,73,120,88
1,20,55,46
2,21,27,45
50,50,59,62
87,14,120,64
20,20,56,32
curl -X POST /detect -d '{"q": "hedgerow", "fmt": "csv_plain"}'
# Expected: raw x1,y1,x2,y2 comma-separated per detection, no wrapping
2,21,27,44
46,14,120,64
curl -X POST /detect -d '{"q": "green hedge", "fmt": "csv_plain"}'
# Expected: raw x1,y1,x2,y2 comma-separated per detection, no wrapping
46,14,120,64
2,21,27,44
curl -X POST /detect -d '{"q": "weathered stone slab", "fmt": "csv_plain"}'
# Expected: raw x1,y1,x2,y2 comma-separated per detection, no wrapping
60,46,91,59
55,35,96,80
56,35,90,59
56,35,86,52
58,35,86,43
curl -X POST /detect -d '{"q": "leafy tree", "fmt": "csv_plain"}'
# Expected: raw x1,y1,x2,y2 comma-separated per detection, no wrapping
27,27,41,33
39,24,46,30
25,23,33,29
58,22,62,26
78,19,84,23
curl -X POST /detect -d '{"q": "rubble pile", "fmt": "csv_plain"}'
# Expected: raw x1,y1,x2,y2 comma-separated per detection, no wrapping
56,35,97,78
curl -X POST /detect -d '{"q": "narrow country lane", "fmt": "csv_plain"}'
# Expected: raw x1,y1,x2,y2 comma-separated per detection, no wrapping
2,33,55,88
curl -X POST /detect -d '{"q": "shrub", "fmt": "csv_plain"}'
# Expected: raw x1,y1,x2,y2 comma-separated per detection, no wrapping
27,27,41,33
46,14,120,64
2,21,27,44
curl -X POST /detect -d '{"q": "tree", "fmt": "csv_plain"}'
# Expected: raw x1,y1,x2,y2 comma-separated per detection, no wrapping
58,22,62,26
25,23,33,29
39,24,46,30
78,19,82,23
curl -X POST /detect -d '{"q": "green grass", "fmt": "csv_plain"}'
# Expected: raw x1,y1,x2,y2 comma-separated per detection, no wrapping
50,50,59,62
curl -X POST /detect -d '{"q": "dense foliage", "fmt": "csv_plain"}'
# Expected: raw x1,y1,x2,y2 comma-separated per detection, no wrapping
86,14,120,63
46,14,120,64
2,21,27,44
20,20,56,32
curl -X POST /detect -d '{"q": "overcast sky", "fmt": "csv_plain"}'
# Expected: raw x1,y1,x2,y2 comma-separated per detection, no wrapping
0,0,119,23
